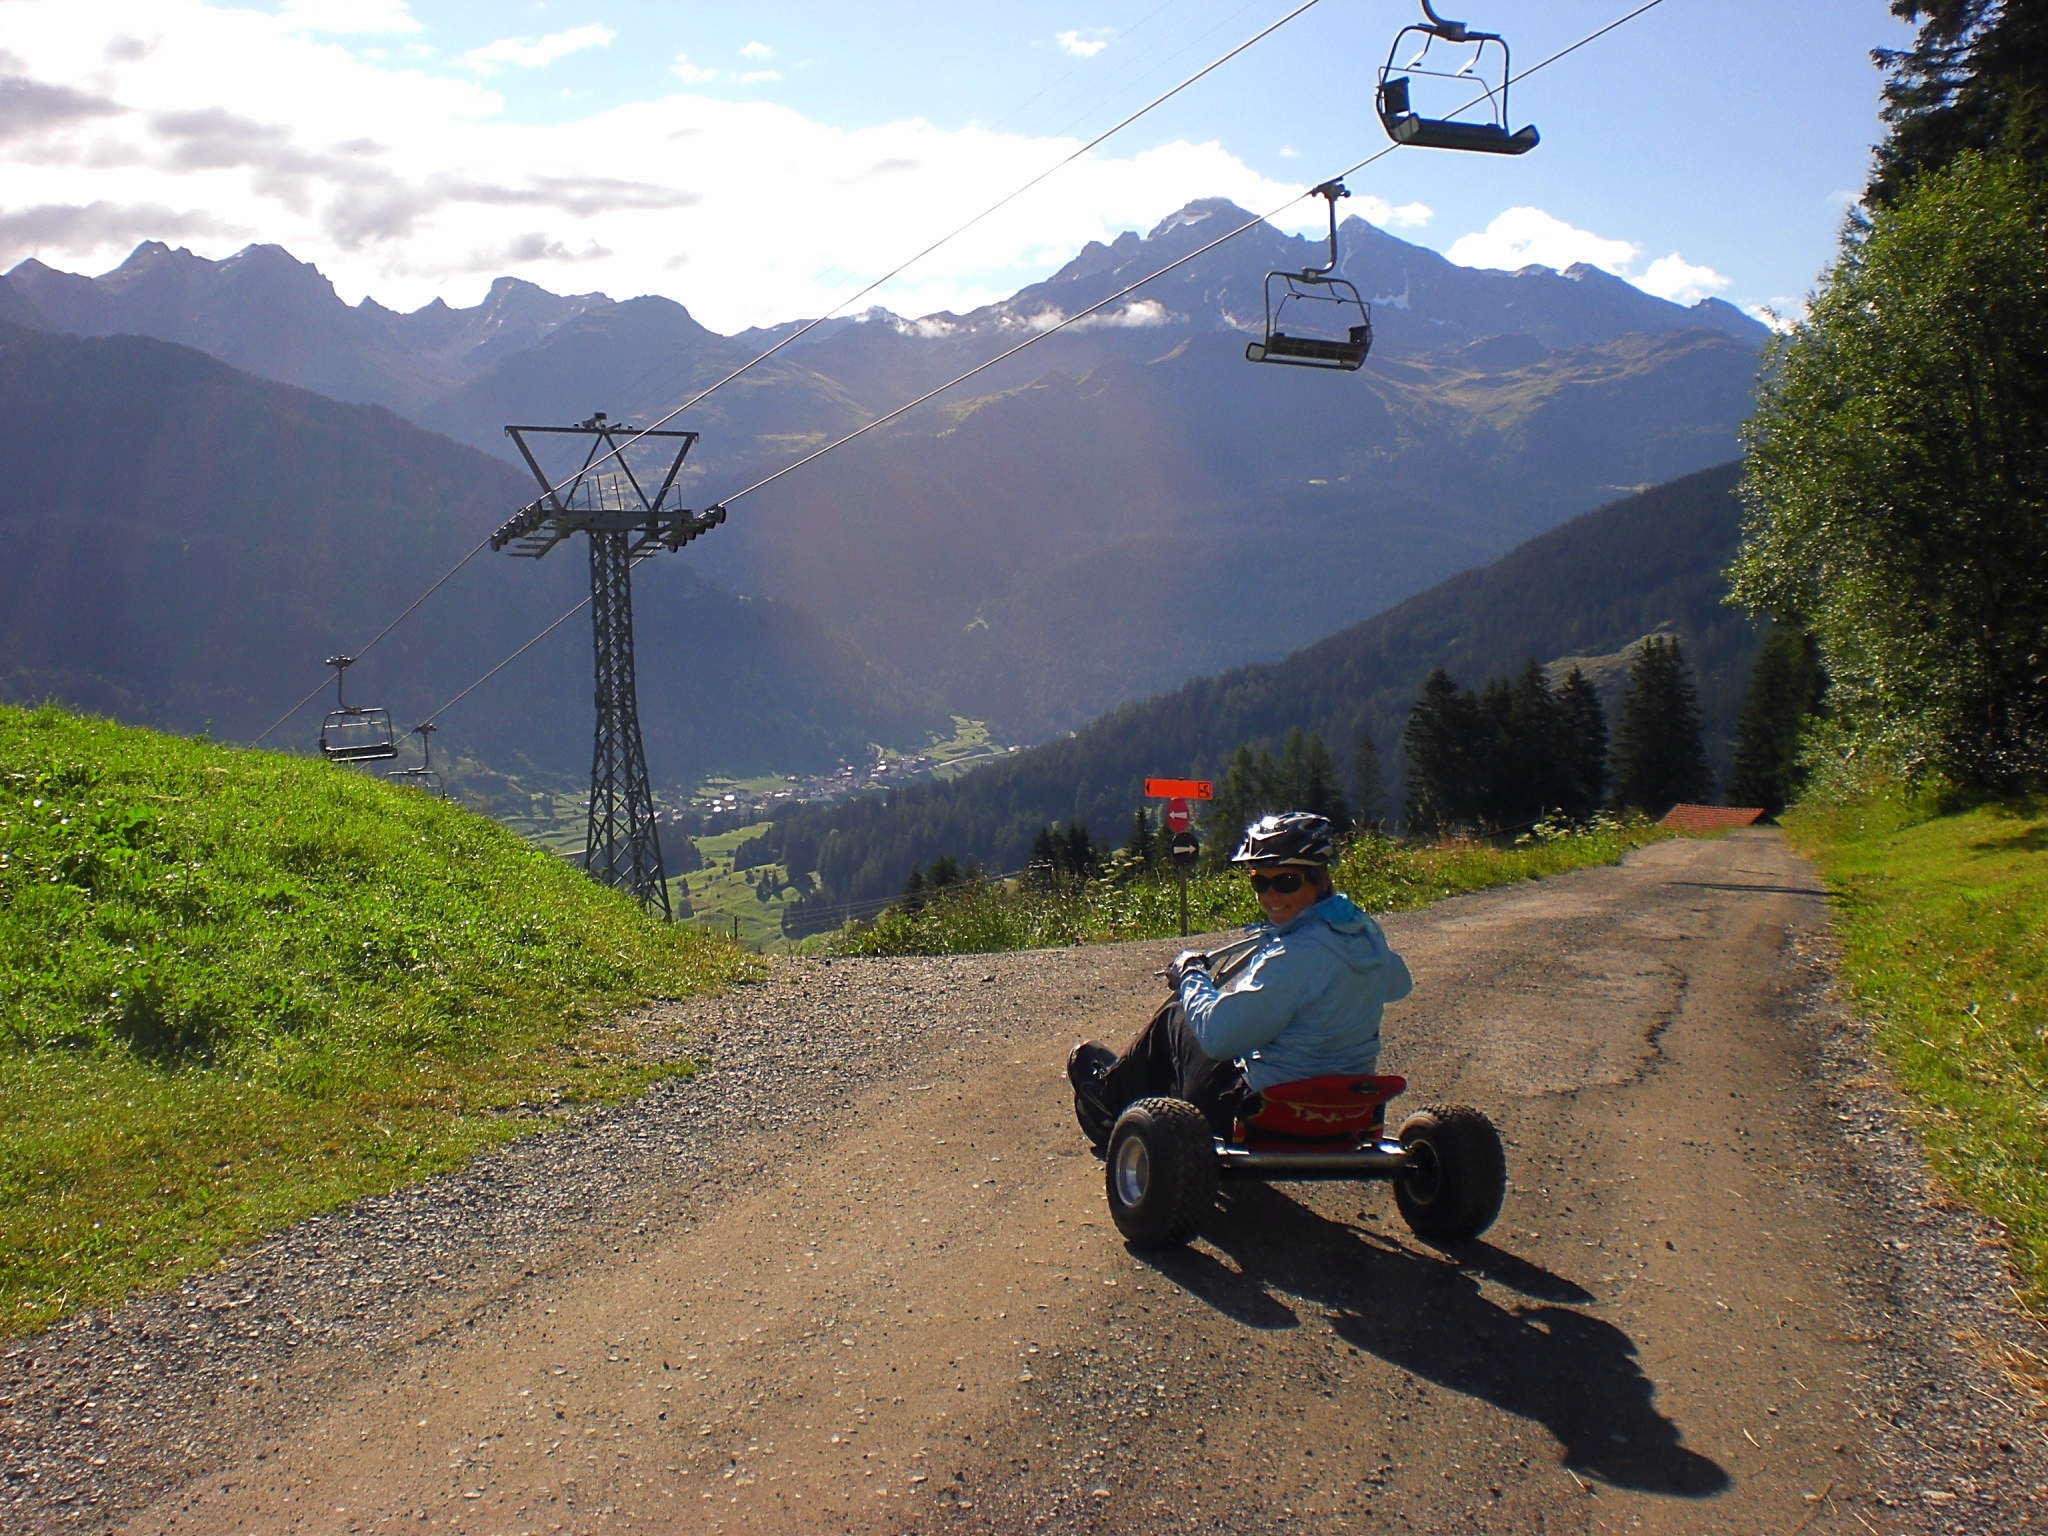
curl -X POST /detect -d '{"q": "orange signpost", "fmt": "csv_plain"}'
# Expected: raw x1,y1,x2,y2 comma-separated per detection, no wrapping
1144,777,1211,937
1143,777,1213,800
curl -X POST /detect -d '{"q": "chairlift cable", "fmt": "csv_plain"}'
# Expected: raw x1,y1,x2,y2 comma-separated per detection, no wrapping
251,530,496,746
255,4,1330,750
419,595,592,726
519,0,1333,508
980,0,1197,139
710,0,1671,509
402,0,1671,741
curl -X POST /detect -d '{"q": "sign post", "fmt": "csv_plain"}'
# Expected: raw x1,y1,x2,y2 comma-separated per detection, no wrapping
1144,778,1214,938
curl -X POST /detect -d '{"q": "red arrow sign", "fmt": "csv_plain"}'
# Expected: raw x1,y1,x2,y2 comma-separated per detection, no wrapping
1165,798,1192,834
1144,777,1213,800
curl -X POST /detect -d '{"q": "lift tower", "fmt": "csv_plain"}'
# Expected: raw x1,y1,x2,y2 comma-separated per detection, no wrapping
491,415,726,917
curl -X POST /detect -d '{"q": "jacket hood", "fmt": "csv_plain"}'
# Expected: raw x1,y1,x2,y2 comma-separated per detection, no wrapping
1279,892,1389,973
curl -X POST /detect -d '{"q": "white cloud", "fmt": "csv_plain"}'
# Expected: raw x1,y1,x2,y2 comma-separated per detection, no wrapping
670,53,717,84
740,40,773,60
461,24,615,75
1746,297,1805,332
1635,252,1730,306
0,0,1326,330
1446,206,1635,274
1377,201,1431,230
277,0,420,35
1056,29,1112,58
739,70,781,84
1447,205,1732,307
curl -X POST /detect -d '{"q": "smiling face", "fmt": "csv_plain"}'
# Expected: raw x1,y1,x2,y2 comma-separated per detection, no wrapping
1250,865,1329,926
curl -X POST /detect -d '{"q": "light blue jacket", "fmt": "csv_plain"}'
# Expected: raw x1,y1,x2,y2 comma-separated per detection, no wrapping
1178,891,1412,1090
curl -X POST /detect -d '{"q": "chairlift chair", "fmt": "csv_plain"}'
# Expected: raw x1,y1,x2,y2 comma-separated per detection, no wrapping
1244,181,1373,373
317,654,399,764
1376,0,1538,155
385,721,446,797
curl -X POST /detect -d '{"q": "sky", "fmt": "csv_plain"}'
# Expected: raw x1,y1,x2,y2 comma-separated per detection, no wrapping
0,0,1915,332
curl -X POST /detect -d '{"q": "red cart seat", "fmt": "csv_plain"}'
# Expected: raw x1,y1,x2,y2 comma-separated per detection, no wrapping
1236,1074,1407,1151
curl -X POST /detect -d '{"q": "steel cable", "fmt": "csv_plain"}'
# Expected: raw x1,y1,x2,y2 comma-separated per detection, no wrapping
401,0,1671,736
515,0,1332,502
712,0,1671,509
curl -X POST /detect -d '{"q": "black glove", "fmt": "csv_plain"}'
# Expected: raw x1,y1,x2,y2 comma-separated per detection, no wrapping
1166,950,1211,989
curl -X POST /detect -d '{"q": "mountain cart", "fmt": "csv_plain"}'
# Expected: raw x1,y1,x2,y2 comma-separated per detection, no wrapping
1081,933,1507,1249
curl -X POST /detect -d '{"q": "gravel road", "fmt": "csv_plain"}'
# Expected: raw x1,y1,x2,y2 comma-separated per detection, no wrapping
6,829,2047,1533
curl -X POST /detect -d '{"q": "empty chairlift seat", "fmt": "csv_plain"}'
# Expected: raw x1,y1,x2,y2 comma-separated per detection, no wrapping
1245,180,1374,374
1376,2,1539,156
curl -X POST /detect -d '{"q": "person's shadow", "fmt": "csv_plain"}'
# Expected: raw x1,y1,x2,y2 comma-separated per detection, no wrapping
1141,1184,1729,1498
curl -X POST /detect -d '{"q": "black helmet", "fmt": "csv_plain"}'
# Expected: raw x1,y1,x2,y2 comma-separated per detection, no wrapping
1230,811,1335,868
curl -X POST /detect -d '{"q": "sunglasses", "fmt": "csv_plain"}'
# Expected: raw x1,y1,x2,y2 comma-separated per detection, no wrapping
1248,869,1311,895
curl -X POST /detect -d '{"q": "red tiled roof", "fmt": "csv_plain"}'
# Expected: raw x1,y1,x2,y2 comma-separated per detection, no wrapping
1660,803,1767,832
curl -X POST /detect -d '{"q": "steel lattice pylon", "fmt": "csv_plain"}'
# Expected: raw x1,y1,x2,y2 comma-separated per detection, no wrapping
584,528,668,916
491,414,726,916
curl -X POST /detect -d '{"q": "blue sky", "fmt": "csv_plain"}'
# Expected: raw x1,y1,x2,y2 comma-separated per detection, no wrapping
0,0,1913,327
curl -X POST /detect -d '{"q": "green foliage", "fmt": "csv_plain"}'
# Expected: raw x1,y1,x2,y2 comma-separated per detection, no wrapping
840,818,1667,958
1869,1,2048,207
1733,153,2048,788
1727,625,1827,815
0,704,749,1335
1609,637,1712,815
1787,783,2048,1305
1402,662,1608,833
1201,728,1350,868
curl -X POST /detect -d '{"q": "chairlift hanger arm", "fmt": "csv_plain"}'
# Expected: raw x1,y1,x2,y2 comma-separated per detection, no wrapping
1304,180,1348,277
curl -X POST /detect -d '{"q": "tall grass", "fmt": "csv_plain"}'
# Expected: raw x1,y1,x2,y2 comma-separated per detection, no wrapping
1787,783,2048,1304
0,704,750,1335
840,816,1666,957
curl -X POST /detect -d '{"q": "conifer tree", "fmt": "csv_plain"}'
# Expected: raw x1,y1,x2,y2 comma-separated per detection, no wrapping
1279,727,1351,830
1204,743,1275,867
901,865,927,912
1493,661,1564,827
1554,667,1608,818
1726,625,1826,815
1403,669,1482,833
928,854,961,890
1610,637,1711,814
1059,824,1097,881
1027,824,1058,888
1124,808,1154,867
1352,734,1386,832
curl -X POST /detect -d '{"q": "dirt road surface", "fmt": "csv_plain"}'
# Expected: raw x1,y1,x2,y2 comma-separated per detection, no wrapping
16,830,2048,1533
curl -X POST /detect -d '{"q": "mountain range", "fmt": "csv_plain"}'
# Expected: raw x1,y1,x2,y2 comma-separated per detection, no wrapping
1,202,1769,746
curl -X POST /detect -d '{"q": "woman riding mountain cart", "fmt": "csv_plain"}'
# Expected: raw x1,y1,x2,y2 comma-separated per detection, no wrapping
1068,811,1507,1249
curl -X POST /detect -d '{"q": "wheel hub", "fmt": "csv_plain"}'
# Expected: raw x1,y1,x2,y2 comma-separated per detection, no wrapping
1113,1135,1151,1206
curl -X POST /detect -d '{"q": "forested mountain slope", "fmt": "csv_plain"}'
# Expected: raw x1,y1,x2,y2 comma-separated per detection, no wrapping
0,323,940,787
761,462,1755,915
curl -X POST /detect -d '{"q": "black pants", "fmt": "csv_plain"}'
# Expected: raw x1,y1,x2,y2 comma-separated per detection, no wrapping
1105,998,1256,1136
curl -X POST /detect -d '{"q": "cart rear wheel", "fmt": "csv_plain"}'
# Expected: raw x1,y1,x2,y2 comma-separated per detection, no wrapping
1393,1104,1506,1242
1105,1097,1216,1249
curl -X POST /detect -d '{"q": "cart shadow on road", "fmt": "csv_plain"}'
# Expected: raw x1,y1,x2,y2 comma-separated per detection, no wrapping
1139,1184,1731,1499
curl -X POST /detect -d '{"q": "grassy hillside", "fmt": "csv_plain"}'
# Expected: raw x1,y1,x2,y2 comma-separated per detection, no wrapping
0,705,749,1336
765,462,1758,921
1788,787,2048,1303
